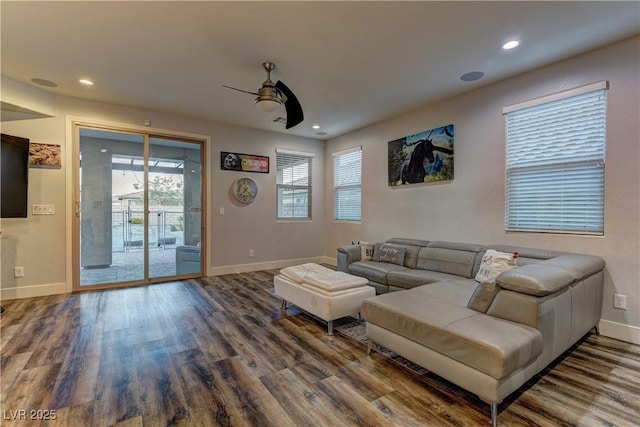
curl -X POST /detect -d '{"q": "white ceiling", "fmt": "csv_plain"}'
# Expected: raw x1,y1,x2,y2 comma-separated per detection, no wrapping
2,1,638,140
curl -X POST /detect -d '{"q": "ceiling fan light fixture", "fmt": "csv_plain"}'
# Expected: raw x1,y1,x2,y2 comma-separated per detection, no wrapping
255,98,281,112
224,61,303,128
255,83,282,112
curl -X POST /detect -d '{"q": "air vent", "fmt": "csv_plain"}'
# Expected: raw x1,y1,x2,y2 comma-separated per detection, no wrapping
272,116,287,124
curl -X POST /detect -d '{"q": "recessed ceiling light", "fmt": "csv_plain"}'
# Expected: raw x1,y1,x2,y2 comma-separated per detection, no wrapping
100,148,108,153
31,78,58,87
79,78,95,86
502,40,520,50
460,71,484,82
312,124,320,129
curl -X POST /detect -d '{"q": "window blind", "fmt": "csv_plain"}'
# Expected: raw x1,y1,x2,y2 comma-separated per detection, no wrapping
276,150,313,219
504,84,607,234
333,146,362,221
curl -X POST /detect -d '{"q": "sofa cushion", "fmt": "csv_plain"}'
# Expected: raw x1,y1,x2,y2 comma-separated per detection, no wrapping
362,290,543,379
373,243,406,265
386,270,462,290
411,279,480,307
347,261,409,285
417,241,484,278
486,245,565,266
386,238,430,247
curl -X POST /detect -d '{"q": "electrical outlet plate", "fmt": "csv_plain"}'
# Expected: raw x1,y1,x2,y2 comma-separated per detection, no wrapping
614,294,627,309
14,267,24,278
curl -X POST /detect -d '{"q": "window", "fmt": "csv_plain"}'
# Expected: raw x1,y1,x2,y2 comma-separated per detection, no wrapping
503,81,607,235
333,146,362,221
276,149,313,220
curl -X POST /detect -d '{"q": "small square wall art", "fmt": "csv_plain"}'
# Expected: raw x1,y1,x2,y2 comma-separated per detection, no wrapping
29,142,62,169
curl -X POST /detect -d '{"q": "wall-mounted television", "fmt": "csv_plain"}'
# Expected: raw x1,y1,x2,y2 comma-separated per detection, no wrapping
1,133,30,218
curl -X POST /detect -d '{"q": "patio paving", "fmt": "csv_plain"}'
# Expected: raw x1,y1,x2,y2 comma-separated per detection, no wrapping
80,246,180,286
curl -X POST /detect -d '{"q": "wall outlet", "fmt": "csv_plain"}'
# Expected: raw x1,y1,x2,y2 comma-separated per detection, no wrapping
219,207,225,216
614,294,627,310
14,266,24,278
249,249,255,258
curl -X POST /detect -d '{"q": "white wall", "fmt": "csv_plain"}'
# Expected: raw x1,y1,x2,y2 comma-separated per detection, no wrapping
324,36,640,344
0,92,324,299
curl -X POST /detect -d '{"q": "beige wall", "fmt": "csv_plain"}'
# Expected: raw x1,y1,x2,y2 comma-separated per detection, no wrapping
2,36,638,343
0,92,324,298
324,36,640,343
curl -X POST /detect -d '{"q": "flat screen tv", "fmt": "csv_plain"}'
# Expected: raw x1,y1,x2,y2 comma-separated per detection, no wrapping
1,133,30,218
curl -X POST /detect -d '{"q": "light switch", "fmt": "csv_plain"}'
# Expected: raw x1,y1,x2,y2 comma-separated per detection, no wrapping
219,207,225,216
32,204,55,215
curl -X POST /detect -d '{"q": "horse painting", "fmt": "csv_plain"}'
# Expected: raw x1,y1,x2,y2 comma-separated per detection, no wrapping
388,124,454,186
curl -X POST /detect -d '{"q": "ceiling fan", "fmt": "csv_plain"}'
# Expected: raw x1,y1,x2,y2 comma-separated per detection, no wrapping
223,62,304,129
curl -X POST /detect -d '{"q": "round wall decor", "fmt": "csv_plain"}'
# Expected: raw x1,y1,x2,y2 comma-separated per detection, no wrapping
232,177,258,204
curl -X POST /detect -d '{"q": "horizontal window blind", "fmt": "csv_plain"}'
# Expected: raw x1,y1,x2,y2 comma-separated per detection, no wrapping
276,150,312,220
333,147,362,221
505,85,606,234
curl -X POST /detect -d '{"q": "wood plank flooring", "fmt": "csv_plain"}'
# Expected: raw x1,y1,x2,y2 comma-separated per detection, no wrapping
1,270,639,426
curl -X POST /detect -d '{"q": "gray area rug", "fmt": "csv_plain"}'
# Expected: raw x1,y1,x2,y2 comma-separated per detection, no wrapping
334,319,430,376
267,287,429,376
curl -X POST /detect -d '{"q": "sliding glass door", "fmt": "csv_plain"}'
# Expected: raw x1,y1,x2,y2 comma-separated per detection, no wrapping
148,136,202,279
73,125,205,289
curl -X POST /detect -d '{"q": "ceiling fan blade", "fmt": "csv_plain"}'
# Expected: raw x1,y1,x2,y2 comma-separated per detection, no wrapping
275,80,304,129
223,85,259,96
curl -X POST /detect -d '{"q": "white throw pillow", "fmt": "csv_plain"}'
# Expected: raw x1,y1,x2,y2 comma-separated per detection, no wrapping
475,249,518,282
359,241,375,261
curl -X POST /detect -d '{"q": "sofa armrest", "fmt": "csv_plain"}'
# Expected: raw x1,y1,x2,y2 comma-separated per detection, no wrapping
542,254,605,279
467,280,501,313
337,244,361,272
496,254,604,296
496,265,573,296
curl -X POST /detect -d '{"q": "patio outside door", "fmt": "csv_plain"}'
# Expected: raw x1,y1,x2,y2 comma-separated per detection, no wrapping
73,125,205,290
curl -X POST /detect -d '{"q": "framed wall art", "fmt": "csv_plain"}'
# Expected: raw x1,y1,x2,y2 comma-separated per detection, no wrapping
221,151,269,173
388,124,454,186
29,142,62,169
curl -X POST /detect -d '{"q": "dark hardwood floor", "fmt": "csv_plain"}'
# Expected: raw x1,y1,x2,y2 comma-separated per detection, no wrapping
1,270,639,426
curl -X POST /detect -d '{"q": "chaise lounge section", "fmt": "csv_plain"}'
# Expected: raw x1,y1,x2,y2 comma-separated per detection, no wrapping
337,238,605,426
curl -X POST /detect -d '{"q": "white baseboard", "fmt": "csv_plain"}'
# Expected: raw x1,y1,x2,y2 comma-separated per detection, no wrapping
209,256,331,276
0,258,338,300
598,319,640,345
0,282,68,301
323,256,337,266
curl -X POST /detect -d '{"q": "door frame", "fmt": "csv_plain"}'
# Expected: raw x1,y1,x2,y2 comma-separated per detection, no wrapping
66,117,210,292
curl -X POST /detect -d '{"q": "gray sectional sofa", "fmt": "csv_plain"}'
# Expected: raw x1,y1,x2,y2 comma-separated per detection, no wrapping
337,238,605,427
